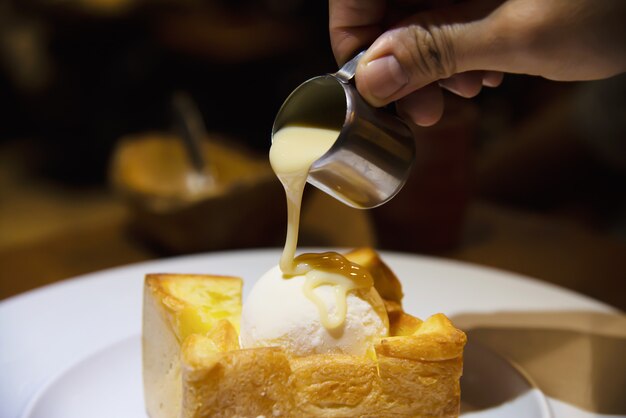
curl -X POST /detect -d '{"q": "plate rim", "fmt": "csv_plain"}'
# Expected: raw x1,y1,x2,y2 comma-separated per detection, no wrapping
0,247,616,312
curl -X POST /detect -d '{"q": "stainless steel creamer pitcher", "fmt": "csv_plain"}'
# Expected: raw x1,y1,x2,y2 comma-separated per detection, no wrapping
272,51,416,209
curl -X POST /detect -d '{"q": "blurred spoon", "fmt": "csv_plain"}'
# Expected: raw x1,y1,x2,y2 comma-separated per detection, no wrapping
171,91,216,191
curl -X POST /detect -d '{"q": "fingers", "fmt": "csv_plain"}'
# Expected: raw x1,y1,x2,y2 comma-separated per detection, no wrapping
482,71,504,88
396,83,444,127
355,54,409,104
396,70,503,126
331,0,509,127
439,71,484,98
329,0,386,65
355,0,506,106
438,70,504,97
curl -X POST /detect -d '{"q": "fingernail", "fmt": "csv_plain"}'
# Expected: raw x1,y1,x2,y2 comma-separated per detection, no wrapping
482,72,502,87
439,78,462,96
361,55,408,101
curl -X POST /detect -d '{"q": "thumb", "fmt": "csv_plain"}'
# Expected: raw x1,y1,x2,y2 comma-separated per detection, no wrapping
355,1,505,107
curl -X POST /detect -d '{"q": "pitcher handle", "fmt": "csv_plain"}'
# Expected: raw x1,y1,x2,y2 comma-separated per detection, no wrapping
333,50,367,83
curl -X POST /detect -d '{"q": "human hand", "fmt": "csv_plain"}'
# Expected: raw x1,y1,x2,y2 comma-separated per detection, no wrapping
330,0,626,126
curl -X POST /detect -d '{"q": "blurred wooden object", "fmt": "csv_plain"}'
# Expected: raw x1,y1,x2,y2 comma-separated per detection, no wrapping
110,132,286,253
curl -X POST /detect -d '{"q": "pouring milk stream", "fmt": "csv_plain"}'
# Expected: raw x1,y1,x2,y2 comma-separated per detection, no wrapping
269,126,373,330
240,52,411,353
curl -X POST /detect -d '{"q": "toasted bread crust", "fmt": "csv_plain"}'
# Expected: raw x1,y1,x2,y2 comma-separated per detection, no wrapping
345,248,404,305
176,313,464,418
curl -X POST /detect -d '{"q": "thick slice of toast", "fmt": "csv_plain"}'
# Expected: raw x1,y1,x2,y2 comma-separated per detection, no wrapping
142,250,466,418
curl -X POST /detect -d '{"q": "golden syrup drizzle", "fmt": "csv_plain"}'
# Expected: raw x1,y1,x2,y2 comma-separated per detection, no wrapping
295,252,373,330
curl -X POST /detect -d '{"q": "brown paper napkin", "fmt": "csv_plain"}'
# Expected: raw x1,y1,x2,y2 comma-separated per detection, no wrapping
452,311,626,414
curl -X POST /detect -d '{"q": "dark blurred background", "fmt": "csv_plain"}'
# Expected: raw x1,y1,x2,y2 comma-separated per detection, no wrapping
1,0,625,309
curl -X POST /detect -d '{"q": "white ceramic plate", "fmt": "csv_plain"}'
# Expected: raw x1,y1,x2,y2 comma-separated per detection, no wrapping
0,249,616,418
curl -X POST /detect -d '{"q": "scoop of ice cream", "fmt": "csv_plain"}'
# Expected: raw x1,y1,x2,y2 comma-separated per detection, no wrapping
240,265,388,356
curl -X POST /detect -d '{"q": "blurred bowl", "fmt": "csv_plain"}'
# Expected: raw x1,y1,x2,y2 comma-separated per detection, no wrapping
110,132,285,253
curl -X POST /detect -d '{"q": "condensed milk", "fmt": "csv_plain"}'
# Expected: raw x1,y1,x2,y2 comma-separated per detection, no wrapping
270,125,375,330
